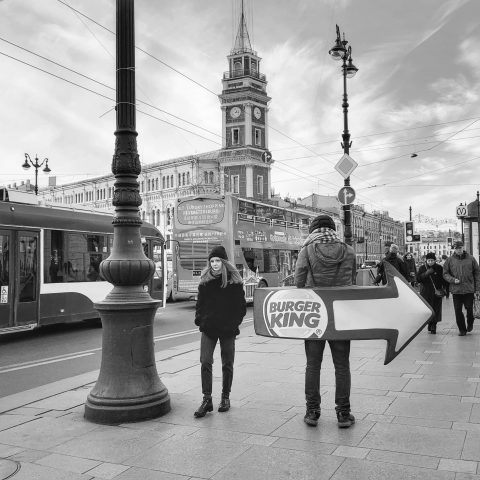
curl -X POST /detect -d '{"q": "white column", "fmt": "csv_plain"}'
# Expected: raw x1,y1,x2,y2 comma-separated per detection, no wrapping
246,165,253,197
245,103,252,146
266,166,271,199
264,107,269,149
221,106,227,148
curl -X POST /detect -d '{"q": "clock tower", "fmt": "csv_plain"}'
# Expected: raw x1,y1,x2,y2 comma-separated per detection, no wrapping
218,1,273,200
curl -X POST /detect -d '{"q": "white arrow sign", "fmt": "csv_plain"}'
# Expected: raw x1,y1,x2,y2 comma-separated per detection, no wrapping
254,262,433,364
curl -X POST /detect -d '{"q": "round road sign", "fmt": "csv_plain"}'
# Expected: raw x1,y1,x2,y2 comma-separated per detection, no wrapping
338,186,356,205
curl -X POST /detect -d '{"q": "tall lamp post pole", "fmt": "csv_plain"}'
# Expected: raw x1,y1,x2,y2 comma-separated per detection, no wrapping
84,0,170,424
477,191,480,262
22,154,51,195
329,25,358,246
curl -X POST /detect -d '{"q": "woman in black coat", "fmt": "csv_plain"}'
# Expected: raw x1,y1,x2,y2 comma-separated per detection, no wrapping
193,245,246,418
417,252,446,334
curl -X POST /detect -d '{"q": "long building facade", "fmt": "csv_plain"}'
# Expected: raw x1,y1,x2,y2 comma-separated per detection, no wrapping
9,7,404,259
37,8,277,243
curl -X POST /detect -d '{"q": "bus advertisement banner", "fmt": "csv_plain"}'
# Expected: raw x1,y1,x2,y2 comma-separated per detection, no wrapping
176,198,225,225
235,222,308,248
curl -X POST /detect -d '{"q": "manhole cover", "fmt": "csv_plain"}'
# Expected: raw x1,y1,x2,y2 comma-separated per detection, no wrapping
0,459,20,479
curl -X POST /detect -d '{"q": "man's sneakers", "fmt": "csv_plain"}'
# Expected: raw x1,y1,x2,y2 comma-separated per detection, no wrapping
337,411,355,428
303,409,321,427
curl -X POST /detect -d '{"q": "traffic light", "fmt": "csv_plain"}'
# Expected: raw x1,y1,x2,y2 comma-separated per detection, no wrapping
405,221,414,243
447,237,453,246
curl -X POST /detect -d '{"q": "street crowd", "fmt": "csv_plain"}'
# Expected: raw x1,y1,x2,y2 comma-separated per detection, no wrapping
192,214,480,430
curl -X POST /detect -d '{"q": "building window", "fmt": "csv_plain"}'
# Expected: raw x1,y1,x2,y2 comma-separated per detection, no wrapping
204,171,209,184
155,178,159,190
170,175,174,187
178,173,181,186
162,176,165,189
232,128,240,145
257,175,263,195
182,173,185,185
254,128,261,146
231,175,240,194
187,172,190,184
209,171,214,184
166,176,170,188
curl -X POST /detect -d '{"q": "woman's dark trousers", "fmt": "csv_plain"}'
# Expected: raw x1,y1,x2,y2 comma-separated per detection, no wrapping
200,333,235,397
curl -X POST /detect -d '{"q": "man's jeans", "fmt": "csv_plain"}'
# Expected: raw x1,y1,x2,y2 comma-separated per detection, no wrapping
452,293,474,332
200,333,235,397
305,339,351,414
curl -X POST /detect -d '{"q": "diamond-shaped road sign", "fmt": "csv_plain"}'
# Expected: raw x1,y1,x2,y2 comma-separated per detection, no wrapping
253,262,433,364
335,154,358,179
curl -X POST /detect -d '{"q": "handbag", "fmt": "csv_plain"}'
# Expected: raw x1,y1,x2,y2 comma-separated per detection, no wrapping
430,276,445,298
474,293,480,319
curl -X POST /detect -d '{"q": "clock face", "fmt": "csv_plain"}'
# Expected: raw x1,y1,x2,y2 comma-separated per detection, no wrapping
254,107,261,119
230,106,241,119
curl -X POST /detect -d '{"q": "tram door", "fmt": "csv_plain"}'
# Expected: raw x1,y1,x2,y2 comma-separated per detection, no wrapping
0,230,13,328
15,231,40,326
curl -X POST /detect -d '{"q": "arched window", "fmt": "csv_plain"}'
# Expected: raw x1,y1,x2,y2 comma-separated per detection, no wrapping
167,176,170,188
178,173,181,186
187,172,190,184
182,173,185,185
209,171,214,183
156,178,159,190
204,171,208,184
171,175,174,187
162,176,165,189
156,210,160,226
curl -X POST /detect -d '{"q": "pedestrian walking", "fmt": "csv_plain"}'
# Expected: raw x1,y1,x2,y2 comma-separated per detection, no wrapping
417,252,447,334
443,241,480,336
294,214,356,429
438,254,450,298
193,245,246,417
403,252,417,287
374,244,408,285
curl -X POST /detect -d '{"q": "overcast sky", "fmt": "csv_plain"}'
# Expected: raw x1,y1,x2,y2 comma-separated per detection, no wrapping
1,0,479,223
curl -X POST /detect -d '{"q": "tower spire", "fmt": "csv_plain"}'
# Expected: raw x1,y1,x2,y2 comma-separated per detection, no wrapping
232,0,255,54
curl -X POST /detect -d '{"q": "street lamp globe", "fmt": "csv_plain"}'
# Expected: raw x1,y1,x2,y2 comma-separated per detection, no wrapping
329,25,347,60
345,51,358,78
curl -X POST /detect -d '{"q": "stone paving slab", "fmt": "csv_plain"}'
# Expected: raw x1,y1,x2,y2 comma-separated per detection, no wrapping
1,304,480,479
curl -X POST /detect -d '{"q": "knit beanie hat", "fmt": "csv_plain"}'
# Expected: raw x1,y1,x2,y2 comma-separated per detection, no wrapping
309,214,336,233
208,245,228,261
425,252,436,260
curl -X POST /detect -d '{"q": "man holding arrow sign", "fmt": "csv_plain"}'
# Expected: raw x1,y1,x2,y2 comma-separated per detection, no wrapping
294,214,356,429
253,215,434,430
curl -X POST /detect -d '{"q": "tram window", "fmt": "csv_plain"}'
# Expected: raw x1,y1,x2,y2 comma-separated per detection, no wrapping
44,230,65,283
0,235,9,287
19,236,37,302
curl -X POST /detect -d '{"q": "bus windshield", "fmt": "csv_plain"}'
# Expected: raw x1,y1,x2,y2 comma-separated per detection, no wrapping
172,194,318,300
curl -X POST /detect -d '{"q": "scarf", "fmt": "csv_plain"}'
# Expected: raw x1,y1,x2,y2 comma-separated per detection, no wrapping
303,227,340,247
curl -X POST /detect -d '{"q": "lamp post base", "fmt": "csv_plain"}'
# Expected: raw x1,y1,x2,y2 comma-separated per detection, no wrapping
84,297,170,425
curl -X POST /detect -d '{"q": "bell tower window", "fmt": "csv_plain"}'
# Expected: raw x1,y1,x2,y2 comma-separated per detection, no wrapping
232,128,240,145
254,128,262,146
231,175,240,194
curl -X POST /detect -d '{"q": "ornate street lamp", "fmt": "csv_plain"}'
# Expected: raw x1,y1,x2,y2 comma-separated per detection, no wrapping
84,0,170,424
22,154,51,195
329,25,358,245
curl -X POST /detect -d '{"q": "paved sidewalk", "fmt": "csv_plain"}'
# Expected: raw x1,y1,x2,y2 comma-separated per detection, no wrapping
1,298,480,479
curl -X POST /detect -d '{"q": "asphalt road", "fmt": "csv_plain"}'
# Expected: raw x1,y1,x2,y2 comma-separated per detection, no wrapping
0,301,254,399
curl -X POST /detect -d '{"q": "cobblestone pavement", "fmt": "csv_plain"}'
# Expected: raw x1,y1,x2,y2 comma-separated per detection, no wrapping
1,298,479,479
